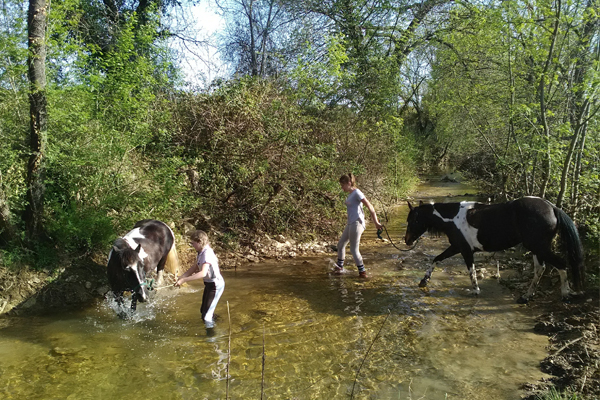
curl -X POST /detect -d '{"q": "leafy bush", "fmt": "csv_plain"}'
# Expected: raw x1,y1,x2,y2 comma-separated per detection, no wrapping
172,77,417,238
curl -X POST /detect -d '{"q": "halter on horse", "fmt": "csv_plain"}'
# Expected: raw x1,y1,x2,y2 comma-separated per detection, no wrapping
404,197,584,303
107,219,179,315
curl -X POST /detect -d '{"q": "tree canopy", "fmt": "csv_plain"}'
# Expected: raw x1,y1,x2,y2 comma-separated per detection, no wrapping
0,0,597,264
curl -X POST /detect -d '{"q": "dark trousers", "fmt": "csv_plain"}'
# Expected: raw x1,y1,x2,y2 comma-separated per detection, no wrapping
201,281,217,320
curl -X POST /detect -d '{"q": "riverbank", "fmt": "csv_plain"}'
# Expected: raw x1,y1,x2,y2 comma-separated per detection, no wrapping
499,262,600,399
0,232,337,315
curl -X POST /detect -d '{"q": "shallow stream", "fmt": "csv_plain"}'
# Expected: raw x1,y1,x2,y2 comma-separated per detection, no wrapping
0,178,550,399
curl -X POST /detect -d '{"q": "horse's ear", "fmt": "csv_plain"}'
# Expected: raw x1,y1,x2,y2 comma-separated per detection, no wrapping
419,200,423,206
407,201,413,210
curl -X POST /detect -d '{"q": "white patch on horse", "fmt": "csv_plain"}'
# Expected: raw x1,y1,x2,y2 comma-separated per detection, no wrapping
433,202,483,251
122,228,149,260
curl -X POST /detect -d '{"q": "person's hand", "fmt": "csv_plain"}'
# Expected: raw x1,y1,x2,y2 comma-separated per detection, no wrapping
375,221,383,231
174,279,183,288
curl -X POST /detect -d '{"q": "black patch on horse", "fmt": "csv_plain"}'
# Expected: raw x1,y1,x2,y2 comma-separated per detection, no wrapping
433,203,461,219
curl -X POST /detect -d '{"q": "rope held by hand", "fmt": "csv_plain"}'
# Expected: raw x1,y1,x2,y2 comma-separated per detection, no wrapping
377,226,420,252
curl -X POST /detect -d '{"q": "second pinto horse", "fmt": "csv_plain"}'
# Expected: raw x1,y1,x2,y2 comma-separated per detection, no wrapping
404,196,584,303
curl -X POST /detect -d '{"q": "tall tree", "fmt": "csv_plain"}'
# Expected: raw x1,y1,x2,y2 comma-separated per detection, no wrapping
291,0,453,111
218,0,301,77
422,0,599,214
24,0,48,241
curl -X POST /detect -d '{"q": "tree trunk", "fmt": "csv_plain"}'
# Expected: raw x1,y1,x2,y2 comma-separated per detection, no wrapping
557,0,598,208
259,0,275,77
24,0,48,241
538,0,561,199
556,100,589,208
0,172,16,244
571,125,588,216
245,0,259,76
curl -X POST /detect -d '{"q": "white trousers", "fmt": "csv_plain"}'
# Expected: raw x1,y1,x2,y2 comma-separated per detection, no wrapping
337,221,365,267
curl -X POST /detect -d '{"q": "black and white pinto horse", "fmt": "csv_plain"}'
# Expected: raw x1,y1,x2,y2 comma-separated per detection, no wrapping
404,196,584,303
107,219,179,313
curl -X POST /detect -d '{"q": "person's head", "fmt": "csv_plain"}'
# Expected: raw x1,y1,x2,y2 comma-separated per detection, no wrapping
339,173,356,192
189,230,210,251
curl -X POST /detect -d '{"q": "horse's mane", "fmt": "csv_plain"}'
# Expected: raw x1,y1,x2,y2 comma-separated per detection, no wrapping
427,226,447,237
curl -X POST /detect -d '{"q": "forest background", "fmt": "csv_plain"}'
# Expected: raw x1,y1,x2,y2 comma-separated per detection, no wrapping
0,0,598,271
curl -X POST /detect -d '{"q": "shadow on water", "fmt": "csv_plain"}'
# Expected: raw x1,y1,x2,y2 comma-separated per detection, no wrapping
0,176,552,400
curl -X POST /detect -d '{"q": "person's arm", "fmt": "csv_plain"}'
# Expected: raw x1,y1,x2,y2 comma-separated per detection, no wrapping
361,197,383,230
175,263,210,287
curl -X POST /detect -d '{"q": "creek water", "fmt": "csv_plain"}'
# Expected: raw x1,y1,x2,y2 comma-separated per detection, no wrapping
0,178,550,400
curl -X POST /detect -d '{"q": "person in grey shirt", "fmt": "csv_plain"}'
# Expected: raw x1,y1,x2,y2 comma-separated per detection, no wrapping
333,173,383,278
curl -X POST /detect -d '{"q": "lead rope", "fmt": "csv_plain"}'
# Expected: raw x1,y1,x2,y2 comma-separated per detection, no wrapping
370,194,420,252
377,226,420,252
130,278,155,292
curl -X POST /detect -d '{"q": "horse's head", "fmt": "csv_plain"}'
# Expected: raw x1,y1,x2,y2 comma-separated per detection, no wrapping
405,201,429,246
111,239,149,302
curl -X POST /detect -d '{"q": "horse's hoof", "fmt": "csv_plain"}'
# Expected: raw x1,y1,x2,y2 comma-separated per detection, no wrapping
418,278,429,288
516,296,529,304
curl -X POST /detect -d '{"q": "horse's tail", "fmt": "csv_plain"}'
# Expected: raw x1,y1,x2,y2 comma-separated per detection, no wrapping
164,242,180,277
554,206,585,292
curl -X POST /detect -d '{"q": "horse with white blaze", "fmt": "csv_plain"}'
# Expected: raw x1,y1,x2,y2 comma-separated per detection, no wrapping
107,219,179,314
404,196,584,303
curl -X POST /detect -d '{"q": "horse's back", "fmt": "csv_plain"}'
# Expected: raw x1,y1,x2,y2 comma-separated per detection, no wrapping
512,197,557,237
470,197,555,251
133,220,175,270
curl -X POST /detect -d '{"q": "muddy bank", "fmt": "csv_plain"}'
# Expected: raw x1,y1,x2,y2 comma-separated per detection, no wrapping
487,256,599,399
522,289,600,399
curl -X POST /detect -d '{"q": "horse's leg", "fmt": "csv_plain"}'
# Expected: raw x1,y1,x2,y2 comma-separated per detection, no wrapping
113,292,130,319
114,291,124,307
537,251,573,300
518,255,546,304
155,256,168,286
420,246,459,287
156,269,164,287
460,250,480,295
557,269,572,299
130,293,138,312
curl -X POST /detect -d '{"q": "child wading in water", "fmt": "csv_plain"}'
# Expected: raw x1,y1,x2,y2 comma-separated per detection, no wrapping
175,230,224,328
334,173,383,278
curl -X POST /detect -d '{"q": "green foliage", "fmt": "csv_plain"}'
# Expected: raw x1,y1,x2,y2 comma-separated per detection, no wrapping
0,0,28,226
535,387,581,400
419,0,599,210
290,34,354,110
173,77,417,237
1,0,417,264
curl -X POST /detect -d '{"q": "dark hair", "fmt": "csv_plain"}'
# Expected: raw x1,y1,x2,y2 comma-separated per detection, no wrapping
339,173,356,187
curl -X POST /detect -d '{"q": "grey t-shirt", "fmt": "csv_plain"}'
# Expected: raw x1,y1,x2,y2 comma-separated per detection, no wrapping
345,188,366,228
